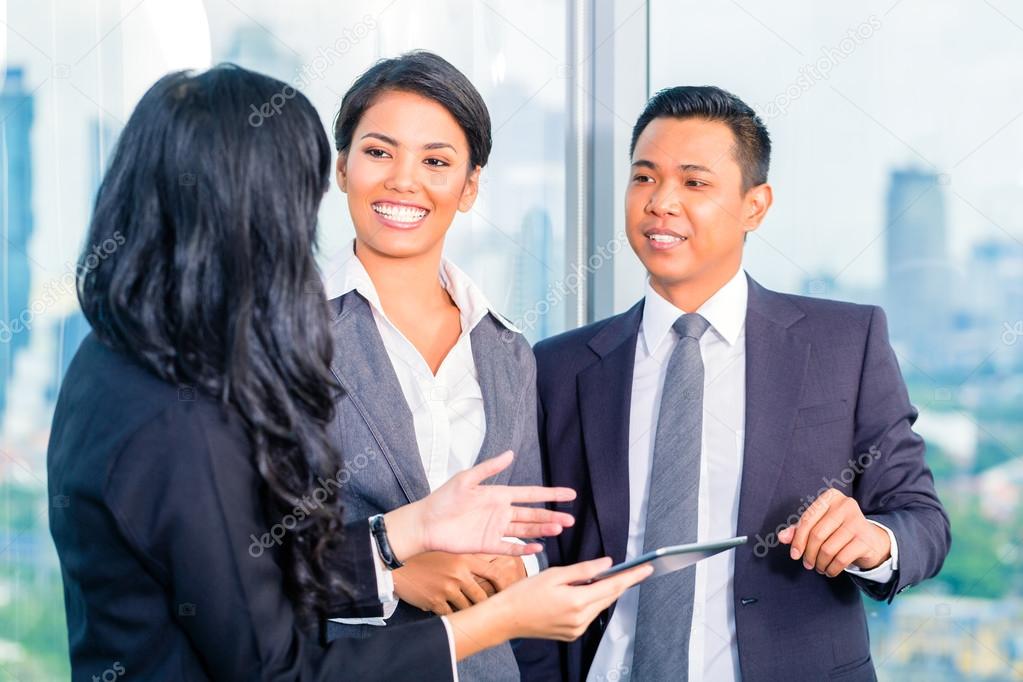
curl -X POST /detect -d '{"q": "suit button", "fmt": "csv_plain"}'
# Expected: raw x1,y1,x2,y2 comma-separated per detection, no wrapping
740,597,758,606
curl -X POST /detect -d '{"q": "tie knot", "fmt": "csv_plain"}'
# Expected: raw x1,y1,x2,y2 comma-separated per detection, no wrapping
673,313,710,340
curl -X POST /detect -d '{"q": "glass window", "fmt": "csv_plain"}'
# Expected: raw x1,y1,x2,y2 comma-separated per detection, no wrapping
0,1,569,675
648,1,1023,678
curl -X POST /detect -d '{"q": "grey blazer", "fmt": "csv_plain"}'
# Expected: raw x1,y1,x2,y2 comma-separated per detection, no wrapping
323,290,544,682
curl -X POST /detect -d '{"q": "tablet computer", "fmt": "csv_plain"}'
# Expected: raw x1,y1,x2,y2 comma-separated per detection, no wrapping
575,536,748,585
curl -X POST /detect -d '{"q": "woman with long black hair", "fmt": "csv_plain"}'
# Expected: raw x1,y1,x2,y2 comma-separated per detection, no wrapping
47,65,649,681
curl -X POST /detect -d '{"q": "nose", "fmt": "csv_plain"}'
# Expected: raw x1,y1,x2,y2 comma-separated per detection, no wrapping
646,183,682,217
384,155,419,193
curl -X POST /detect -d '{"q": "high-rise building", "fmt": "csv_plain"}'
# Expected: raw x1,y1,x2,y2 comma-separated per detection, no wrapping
965,238,1023,373
884,167,956,372
88,115,121,202
511,208,554,343
0,67,37,422
43,116,121,403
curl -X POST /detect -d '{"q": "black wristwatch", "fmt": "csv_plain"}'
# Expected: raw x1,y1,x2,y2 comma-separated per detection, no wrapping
368,514,404,569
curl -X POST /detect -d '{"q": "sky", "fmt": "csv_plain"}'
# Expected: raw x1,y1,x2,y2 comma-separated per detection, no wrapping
650,0,1023,293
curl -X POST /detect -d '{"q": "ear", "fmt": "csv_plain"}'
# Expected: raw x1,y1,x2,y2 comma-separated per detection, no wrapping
457,166,482,212
741,182,772,235
336,152,349,193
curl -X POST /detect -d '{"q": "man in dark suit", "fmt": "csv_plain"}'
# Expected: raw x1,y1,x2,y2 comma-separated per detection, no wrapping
521,86,950,681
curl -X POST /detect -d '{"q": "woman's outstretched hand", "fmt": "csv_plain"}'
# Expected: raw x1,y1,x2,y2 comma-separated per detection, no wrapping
447,557,654,659
384,451,576,561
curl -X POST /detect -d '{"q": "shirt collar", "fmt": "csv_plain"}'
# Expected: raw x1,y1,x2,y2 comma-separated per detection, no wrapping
335,239,520,335
641,268,748,355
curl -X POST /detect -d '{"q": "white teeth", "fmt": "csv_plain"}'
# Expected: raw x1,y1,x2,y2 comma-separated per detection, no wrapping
649,234,685,243
373,203,428,223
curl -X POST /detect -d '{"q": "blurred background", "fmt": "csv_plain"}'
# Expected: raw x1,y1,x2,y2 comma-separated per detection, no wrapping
0,0,1020,679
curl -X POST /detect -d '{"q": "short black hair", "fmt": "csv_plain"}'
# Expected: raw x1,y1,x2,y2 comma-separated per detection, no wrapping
333,50,492,171
630,85,771,192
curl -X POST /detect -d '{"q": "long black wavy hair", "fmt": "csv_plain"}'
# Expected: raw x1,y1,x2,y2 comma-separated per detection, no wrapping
77,64,345,625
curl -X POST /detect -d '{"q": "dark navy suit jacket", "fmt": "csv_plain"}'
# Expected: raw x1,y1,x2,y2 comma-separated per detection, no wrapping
48,334,453,681
519,276,950,682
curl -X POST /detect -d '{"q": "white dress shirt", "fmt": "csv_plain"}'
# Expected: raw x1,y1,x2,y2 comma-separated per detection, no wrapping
587,268,898,682
329,242,537,669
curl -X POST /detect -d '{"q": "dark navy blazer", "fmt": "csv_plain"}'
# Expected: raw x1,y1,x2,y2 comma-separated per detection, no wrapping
519,275,950,682
48,334,453,681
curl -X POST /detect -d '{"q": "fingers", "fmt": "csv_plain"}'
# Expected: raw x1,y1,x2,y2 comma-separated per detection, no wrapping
461,576,490,605
801,512,844,569
473,560,507,592
499,485,577,505
547,557,614,585
446,585,471,611
786,491,886,577
811,526,853,573
504,522,565,538
826,539,869,577
509,506,576,528
790,488,842,560
565,564,654,634
431,601,454,616
474,557,518,592
461,450,515,486
586,564,654,605
475,575,498,597
460,454,576,504
481,540,544,556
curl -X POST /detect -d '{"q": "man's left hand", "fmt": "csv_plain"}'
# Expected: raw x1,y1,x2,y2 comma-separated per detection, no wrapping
778,488,891,577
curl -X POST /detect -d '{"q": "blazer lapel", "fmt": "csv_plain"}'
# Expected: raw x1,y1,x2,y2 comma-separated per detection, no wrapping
736,276,810,536
328,292,432,504
470,317,519,485
577,301,644,566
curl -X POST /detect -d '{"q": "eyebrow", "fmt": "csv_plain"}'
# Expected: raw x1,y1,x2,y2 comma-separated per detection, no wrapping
360,132,456,152
631,159,715,174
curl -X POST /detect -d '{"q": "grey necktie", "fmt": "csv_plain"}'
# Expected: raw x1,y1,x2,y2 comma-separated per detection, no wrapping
632,313,710,681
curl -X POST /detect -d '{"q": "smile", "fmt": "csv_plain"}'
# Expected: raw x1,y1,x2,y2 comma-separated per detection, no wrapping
644,230,689,251
371,202,429,226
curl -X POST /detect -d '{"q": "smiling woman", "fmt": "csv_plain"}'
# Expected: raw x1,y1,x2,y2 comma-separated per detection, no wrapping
322,51,549,681
342,89,478,249
334,52,490,264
